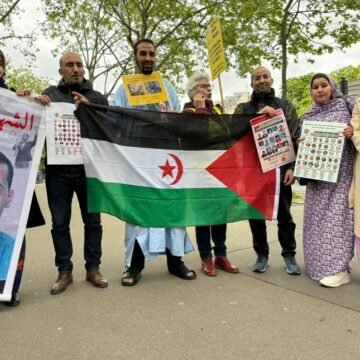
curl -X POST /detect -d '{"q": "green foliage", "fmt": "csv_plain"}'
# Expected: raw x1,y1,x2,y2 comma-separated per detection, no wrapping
41,0,221,96
222,0,360,97
287,65,360,117
40,0,360,98
6,66,53,96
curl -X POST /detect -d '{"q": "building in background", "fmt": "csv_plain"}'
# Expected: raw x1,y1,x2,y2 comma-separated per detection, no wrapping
215,92,250,114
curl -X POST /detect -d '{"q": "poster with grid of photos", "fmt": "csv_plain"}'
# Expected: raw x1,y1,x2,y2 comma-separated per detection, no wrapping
250,109,296,173
46,102,83,165
294,120,346,183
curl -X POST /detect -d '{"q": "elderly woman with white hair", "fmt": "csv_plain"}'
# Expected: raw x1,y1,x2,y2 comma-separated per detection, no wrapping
182,72,239,276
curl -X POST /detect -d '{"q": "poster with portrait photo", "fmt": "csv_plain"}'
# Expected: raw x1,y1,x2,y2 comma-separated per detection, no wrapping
0,88,45,300
46,102,83,165
250,109,296,173
294,120,345,183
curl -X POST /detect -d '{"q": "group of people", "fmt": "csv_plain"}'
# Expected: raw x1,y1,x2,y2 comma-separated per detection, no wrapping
0,38,359,307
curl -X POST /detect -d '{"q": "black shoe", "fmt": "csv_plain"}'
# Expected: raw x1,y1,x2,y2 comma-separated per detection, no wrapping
3,293,20,307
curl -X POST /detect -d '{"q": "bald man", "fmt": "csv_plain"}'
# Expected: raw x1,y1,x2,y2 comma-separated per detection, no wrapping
234,66,300,275
38,53,109,294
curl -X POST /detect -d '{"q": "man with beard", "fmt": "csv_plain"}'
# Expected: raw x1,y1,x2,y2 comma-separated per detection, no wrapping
112,39,196,286
36,53,109,294
234,66,300,275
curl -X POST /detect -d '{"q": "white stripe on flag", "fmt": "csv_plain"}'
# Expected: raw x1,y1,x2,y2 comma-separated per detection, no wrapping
82,139,227,189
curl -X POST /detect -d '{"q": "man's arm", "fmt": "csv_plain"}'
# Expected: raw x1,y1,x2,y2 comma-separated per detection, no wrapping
233,102,246,115
112,83,129,107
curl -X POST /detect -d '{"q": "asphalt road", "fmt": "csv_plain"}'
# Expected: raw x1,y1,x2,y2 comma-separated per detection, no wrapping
1,184,359,360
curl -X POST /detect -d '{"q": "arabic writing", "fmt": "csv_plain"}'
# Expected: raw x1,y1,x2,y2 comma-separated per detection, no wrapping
0,112,35,132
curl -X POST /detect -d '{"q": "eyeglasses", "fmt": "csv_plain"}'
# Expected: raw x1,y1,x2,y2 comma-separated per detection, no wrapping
197,84,213,89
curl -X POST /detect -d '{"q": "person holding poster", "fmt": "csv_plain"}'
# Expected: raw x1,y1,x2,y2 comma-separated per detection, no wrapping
182,72,239,276
112,39,196,286
234,66,301,275
301,73,355,287
350,98,360,264
36,53,109,294
0,50,45,307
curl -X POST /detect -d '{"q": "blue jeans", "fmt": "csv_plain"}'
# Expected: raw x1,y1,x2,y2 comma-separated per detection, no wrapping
195,224,227,258
46,172,102,272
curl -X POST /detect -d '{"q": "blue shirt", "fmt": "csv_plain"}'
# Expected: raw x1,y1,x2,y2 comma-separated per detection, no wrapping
112,79,181,112
0,231,15,280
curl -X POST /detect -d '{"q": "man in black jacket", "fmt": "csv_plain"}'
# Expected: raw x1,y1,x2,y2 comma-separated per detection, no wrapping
234,66,300,275
37,53,108,294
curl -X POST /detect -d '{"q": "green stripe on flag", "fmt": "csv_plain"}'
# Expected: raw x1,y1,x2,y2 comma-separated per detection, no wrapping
87,177,265,227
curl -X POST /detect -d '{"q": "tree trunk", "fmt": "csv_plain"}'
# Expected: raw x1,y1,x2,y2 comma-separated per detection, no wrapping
280,0,294,98
281,37,287,98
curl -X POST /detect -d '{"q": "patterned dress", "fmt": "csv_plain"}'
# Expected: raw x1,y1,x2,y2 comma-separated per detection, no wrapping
302,78,355,281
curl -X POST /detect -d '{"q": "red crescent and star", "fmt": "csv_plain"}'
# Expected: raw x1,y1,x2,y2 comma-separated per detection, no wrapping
158,153,184,185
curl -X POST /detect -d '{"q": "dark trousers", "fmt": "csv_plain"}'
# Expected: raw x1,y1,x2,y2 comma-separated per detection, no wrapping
46,172,102,272
12,237,26,295
195,224,227,258
130,240,184,272
249,183,296,258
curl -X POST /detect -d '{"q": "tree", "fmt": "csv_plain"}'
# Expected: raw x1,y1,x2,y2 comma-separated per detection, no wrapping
6,66,53,96
0,0,20,25
41,0,133,97
0,1,37,58
41,0,360,98
222,0,360,98
287,65,360,117
106,0,220,89
41,0,223,96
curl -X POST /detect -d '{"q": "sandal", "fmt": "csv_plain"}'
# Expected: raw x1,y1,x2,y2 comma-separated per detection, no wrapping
121,268,142,287
169,263,196,280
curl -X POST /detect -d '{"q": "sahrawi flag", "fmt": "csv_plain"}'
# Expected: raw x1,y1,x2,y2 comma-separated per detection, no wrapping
75,104,280,227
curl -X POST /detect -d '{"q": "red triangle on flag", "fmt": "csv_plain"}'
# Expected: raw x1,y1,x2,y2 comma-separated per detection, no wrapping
206,133,278,220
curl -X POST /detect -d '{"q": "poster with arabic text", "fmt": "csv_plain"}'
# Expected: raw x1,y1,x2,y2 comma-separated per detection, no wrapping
0,88,45,301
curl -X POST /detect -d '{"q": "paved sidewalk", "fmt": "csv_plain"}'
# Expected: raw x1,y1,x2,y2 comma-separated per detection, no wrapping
1,184,359,360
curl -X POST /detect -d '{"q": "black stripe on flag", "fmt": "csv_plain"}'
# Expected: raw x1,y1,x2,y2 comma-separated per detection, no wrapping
75,103,256,150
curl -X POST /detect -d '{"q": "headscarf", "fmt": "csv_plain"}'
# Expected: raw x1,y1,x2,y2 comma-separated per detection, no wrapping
0,50,7,88
303,73,355,121
0,50,5,73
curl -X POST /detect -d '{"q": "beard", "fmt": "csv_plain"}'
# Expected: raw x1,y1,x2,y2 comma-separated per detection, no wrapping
137,60,154,75
142,64,153,75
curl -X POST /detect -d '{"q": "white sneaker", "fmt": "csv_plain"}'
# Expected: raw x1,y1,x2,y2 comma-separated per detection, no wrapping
319,271,350,288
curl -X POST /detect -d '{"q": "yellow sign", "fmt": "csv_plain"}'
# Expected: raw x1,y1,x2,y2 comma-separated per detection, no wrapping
122,71,168,106
206,16,227,80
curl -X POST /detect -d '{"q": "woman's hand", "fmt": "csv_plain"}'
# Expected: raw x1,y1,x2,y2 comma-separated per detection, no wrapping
284,169,295,186
343,124,353,139
296,137,305,145
193,93,206,109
